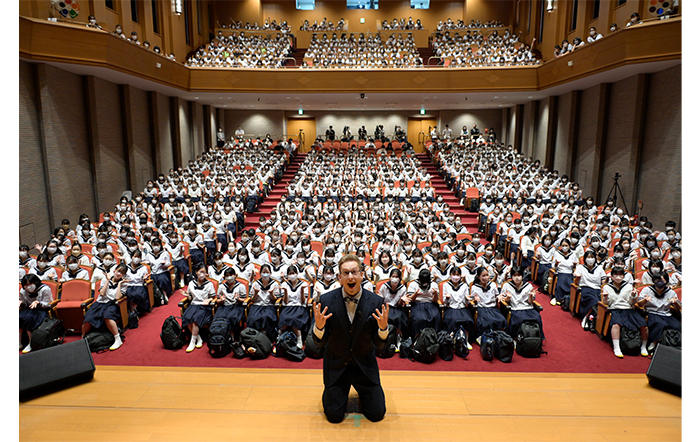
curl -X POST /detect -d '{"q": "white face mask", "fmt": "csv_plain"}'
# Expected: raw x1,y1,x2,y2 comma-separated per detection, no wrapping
439,260,448,266
103,259,114,267
651,251,661,259
324,274,334,282
226,277,236,283
591,241,600,247
451,275,461,283
26,284,36,293
215,260,223,266
68,263,79,271
302,246,310,252
561,246,570,253
37,262,47,269
47,246,57,254
19,251,28,259
288,274,298,283
467,259,476,266
132,257,141,265
672,251,681,259
261,273,271,279
495,259,504,266
585,258,596,266
413,257,422,264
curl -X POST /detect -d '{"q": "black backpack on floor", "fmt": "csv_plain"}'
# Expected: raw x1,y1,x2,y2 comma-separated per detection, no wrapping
516,321,544,358
152,283,168,307
411,328,439,363
127,311,139,329
304,327,325,359
30,317,65,350
85,329,116,353
274,331,305,362
207,318,232,358
620,326,641,355
437,330,454,361
659,329,681,349
492,330,515,363
376,325,397,359
454,326,469,358
161,316,186,350
240,327,272,359
480,330,495,361
399,336,413,359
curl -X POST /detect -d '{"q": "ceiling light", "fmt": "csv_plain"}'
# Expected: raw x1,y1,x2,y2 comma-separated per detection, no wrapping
194,97,199,100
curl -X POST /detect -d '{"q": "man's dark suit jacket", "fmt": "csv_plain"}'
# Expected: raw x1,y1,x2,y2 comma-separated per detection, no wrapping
312,288,388,386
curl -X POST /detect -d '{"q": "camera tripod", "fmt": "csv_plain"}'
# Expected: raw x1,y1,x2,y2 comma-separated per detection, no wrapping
606,173,629,214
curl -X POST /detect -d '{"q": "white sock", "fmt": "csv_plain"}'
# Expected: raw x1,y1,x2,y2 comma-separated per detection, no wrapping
113,334,121,343
641,340,647,348
612,339,622,356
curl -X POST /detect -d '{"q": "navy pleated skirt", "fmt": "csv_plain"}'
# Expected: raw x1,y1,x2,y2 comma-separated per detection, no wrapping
554,272,573,301
646,313,681,343
247,305,278,338
475,306,507,337
508,309,545,340
126,286,150,312
182,304,213,328
443,308,475,335
83,302,121,329
152,272,173,298
388,306,409,336
536,263,551,286
19,308,47,331
213,304,246,330
610,309,647,330
578,286,601,317
410,302,441,337
279,305,309,330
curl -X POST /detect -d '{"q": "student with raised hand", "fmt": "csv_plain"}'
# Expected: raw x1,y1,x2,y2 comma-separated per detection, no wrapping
441,266,474,349
82,263,127,351
214,267,248,342
637,272,681,354
602,266,648,358
19,274,55,353
471,266,508,343
182,263,216,353
501,266,543,340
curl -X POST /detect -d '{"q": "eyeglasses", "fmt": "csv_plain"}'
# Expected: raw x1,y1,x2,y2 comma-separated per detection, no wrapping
340,270,361,277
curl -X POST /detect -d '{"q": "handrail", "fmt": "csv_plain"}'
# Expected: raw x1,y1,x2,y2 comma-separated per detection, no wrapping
282,57,297,67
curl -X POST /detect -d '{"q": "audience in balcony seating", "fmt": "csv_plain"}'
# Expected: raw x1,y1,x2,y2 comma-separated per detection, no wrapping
304,32,422,68
300,17,346,32
437,18,504,31
382,17,423,30
186,31,293,68
431,29,538,66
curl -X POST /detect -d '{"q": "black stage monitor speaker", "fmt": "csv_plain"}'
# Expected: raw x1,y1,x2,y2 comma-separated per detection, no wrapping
646,344,682,397
20,339,95,401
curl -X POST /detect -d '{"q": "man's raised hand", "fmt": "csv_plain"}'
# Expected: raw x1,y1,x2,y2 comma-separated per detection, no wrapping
372,303,390,330
313,301,333,329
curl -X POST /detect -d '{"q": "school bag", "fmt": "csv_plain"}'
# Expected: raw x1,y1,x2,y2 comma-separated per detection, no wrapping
659,329,681,349
240,327,272,359
480,330,495,361
85,329,116,353
375,324,397,359
160,316,186,350
411,328,439,363
560,295,570,312
437,330,454,361
127,311,139,329
245,198,257,213
516,321,544,358
399,336,413,359
30,317,65,350
152,283,168,307
207,318,232,358
620,326,641,356
231,341,247,359
492,330,515,363
454,326,470,358
274,331,306,362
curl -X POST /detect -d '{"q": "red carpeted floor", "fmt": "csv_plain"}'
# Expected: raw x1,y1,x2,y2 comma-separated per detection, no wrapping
55,150,653,374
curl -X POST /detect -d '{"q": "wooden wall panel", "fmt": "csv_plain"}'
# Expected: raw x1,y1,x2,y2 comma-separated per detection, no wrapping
553,91,573,175
224,110,286,140
574,84,603,197
126,85,155,192
154,92,175,174
533,97,548,163
19,60,52,244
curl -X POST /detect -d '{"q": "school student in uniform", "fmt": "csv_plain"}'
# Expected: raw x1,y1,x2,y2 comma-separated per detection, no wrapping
406,269,441,338
430,251,453,283
19,274,55,353
471,266,508,342
535,234,556,288
247,265,281,340
377,268,409,346
182,264,216,352
373,251,398,284
278,265,311,348
601,266,648,358
183,222,206,267
637,272,681,354
214,267,248,341
82,263,127,351
551,239,577,306
441,266,474,349
123,250,150,314
501,266,544,340
313,265,341,304
234,248,256,282
30,253,58,282
207,251,228,284
147,237,173,300
574,250,608,328
68,242,91,266
19,245,36,271
60,256,90,283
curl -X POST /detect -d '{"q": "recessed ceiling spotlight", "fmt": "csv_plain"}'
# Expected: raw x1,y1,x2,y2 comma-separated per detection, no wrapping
194,97,199,100
528,96,533,99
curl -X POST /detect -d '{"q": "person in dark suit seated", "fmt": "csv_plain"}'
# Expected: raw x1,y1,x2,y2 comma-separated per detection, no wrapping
310,254,390,424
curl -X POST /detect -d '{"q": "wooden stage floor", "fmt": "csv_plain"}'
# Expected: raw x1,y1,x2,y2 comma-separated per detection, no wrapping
19,366,681,442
